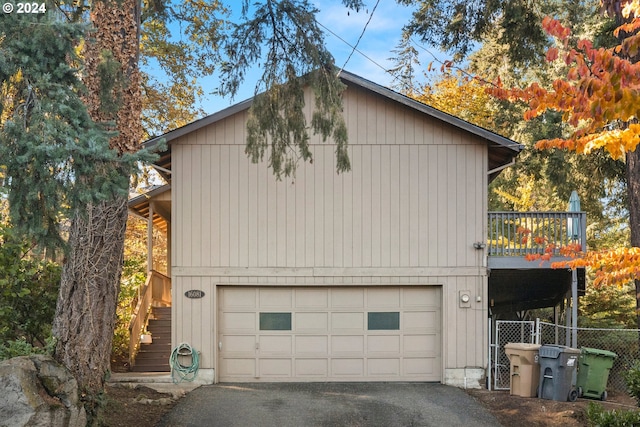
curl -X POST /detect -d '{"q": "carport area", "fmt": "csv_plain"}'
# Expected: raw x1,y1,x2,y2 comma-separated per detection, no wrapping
488,268,585,315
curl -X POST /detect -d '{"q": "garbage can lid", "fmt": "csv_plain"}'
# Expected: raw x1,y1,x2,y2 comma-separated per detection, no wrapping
539,344,580,358
504,342,541,350
580,347,617,358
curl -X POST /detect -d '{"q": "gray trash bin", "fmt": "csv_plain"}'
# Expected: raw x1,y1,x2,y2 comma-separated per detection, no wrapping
538,344,580,402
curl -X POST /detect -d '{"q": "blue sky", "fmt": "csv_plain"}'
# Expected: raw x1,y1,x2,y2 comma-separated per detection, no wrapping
189,0,441,114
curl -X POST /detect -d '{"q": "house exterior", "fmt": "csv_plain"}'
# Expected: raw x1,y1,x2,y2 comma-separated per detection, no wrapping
129,70,525,386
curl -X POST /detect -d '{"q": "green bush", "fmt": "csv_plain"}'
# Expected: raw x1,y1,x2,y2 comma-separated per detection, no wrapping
586,402,640,426
0,226,61,347
0,336,56,361
623,360,640,406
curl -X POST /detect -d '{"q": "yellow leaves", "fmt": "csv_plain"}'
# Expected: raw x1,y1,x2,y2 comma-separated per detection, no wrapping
414,70,495,129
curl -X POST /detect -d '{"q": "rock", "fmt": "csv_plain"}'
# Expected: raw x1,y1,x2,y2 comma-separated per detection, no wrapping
0,355,86,427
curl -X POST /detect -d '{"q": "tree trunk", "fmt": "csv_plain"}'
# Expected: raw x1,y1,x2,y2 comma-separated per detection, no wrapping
51,0,141,418
52,195,129,415
627,149,640,329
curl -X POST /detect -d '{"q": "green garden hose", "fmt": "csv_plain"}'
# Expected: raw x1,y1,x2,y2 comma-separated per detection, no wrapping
170,342,199,383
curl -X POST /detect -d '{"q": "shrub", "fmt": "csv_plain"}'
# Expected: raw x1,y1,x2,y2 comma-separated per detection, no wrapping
0,336,56,361
0,226,61,347
586,402,640,426
623,360,640,406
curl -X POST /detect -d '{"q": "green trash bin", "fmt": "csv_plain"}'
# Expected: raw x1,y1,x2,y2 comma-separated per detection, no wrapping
576,347,617,401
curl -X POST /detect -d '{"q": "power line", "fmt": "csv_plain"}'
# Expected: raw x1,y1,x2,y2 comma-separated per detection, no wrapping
315,20,388,75
337,0,381,75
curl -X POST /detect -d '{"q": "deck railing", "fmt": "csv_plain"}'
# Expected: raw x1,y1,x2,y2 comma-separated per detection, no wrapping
488,211,587,257
128,270,171,367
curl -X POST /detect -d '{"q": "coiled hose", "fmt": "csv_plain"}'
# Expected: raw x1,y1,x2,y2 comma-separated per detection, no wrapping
170,342,199,383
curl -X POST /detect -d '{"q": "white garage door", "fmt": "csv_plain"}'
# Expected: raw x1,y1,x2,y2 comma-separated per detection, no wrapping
217,286,442,382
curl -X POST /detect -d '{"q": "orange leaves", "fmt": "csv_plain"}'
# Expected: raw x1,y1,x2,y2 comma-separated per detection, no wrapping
537,246,640,288
488,12,640,160
541,16,571,41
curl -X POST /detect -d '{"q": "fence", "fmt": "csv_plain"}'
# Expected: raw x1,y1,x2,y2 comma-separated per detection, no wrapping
491,320,536,390
490,319,640,391
538,321,640,391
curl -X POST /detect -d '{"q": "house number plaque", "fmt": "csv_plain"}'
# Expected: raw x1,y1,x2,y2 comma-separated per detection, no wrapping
184,290,205,299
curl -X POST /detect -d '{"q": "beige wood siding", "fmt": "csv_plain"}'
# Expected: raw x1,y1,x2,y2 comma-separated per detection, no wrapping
170,83,490,378
173,88,488,270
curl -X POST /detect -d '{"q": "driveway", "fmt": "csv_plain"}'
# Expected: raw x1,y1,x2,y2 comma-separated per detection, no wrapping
157,382,502,427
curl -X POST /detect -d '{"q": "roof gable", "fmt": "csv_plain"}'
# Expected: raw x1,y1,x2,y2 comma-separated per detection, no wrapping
143,70,522,182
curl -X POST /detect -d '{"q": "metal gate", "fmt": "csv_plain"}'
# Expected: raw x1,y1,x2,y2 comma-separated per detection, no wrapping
491,320,536,390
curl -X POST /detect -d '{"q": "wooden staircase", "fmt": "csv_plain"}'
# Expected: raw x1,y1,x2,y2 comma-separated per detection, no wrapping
131,306,171,372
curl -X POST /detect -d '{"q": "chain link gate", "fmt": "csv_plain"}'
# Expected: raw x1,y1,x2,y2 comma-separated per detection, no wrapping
491,320,536,390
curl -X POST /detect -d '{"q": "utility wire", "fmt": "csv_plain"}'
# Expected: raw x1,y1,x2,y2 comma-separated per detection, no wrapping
337,0,382,75
316,20,388,75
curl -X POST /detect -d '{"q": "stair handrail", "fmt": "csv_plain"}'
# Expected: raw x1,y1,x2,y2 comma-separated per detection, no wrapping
128,272,154,367
150,270,171,306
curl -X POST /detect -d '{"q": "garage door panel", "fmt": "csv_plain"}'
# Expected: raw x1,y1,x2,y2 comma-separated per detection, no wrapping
218,286,442,382
295,336,328,355
222,358,256,377
295,289,328,308
331,288,364,308
295,312,328,331
331,335,364,354
367,288,400,307
368,335,400,353
331,312,364,330
404,311,437,329
259,289,292,308
332,358,364,376
404,357,437,375
259,335,292,354
224,335,256,353
221,288,257,308
403,287,439,306
368,358,400,376
259,359,292,377
221,312,256,332
295,359,328,376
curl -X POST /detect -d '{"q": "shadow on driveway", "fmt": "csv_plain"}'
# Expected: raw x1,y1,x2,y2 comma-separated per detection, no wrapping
158,382,502,427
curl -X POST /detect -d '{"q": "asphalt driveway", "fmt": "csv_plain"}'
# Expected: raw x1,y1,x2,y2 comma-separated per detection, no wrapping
157,382,502,427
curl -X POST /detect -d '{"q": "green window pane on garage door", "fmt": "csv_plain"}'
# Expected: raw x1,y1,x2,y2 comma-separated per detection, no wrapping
368,312,400,330
260,313,292,330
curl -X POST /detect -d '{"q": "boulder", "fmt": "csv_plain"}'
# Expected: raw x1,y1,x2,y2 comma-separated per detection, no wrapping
0,355,86,427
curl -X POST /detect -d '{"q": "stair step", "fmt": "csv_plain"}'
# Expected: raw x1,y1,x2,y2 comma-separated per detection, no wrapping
131,306,173,372
151,308,171,319
138,346,171,353
136,355,171,363
131,365,169,372
143,337,170,343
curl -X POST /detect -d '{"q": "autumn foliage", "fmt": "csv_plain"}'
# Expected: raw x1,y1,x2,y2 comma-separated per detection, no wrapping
490,3,640,161
490,1,640,288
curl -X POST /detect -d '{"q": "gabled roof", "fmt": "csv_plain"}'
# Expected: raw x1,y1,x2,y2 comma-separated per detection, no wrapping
143,70,523,182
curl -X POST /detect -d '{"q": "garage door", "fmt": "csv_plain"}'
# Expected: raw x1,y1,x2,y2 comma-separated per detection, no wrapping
217,286,441,382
